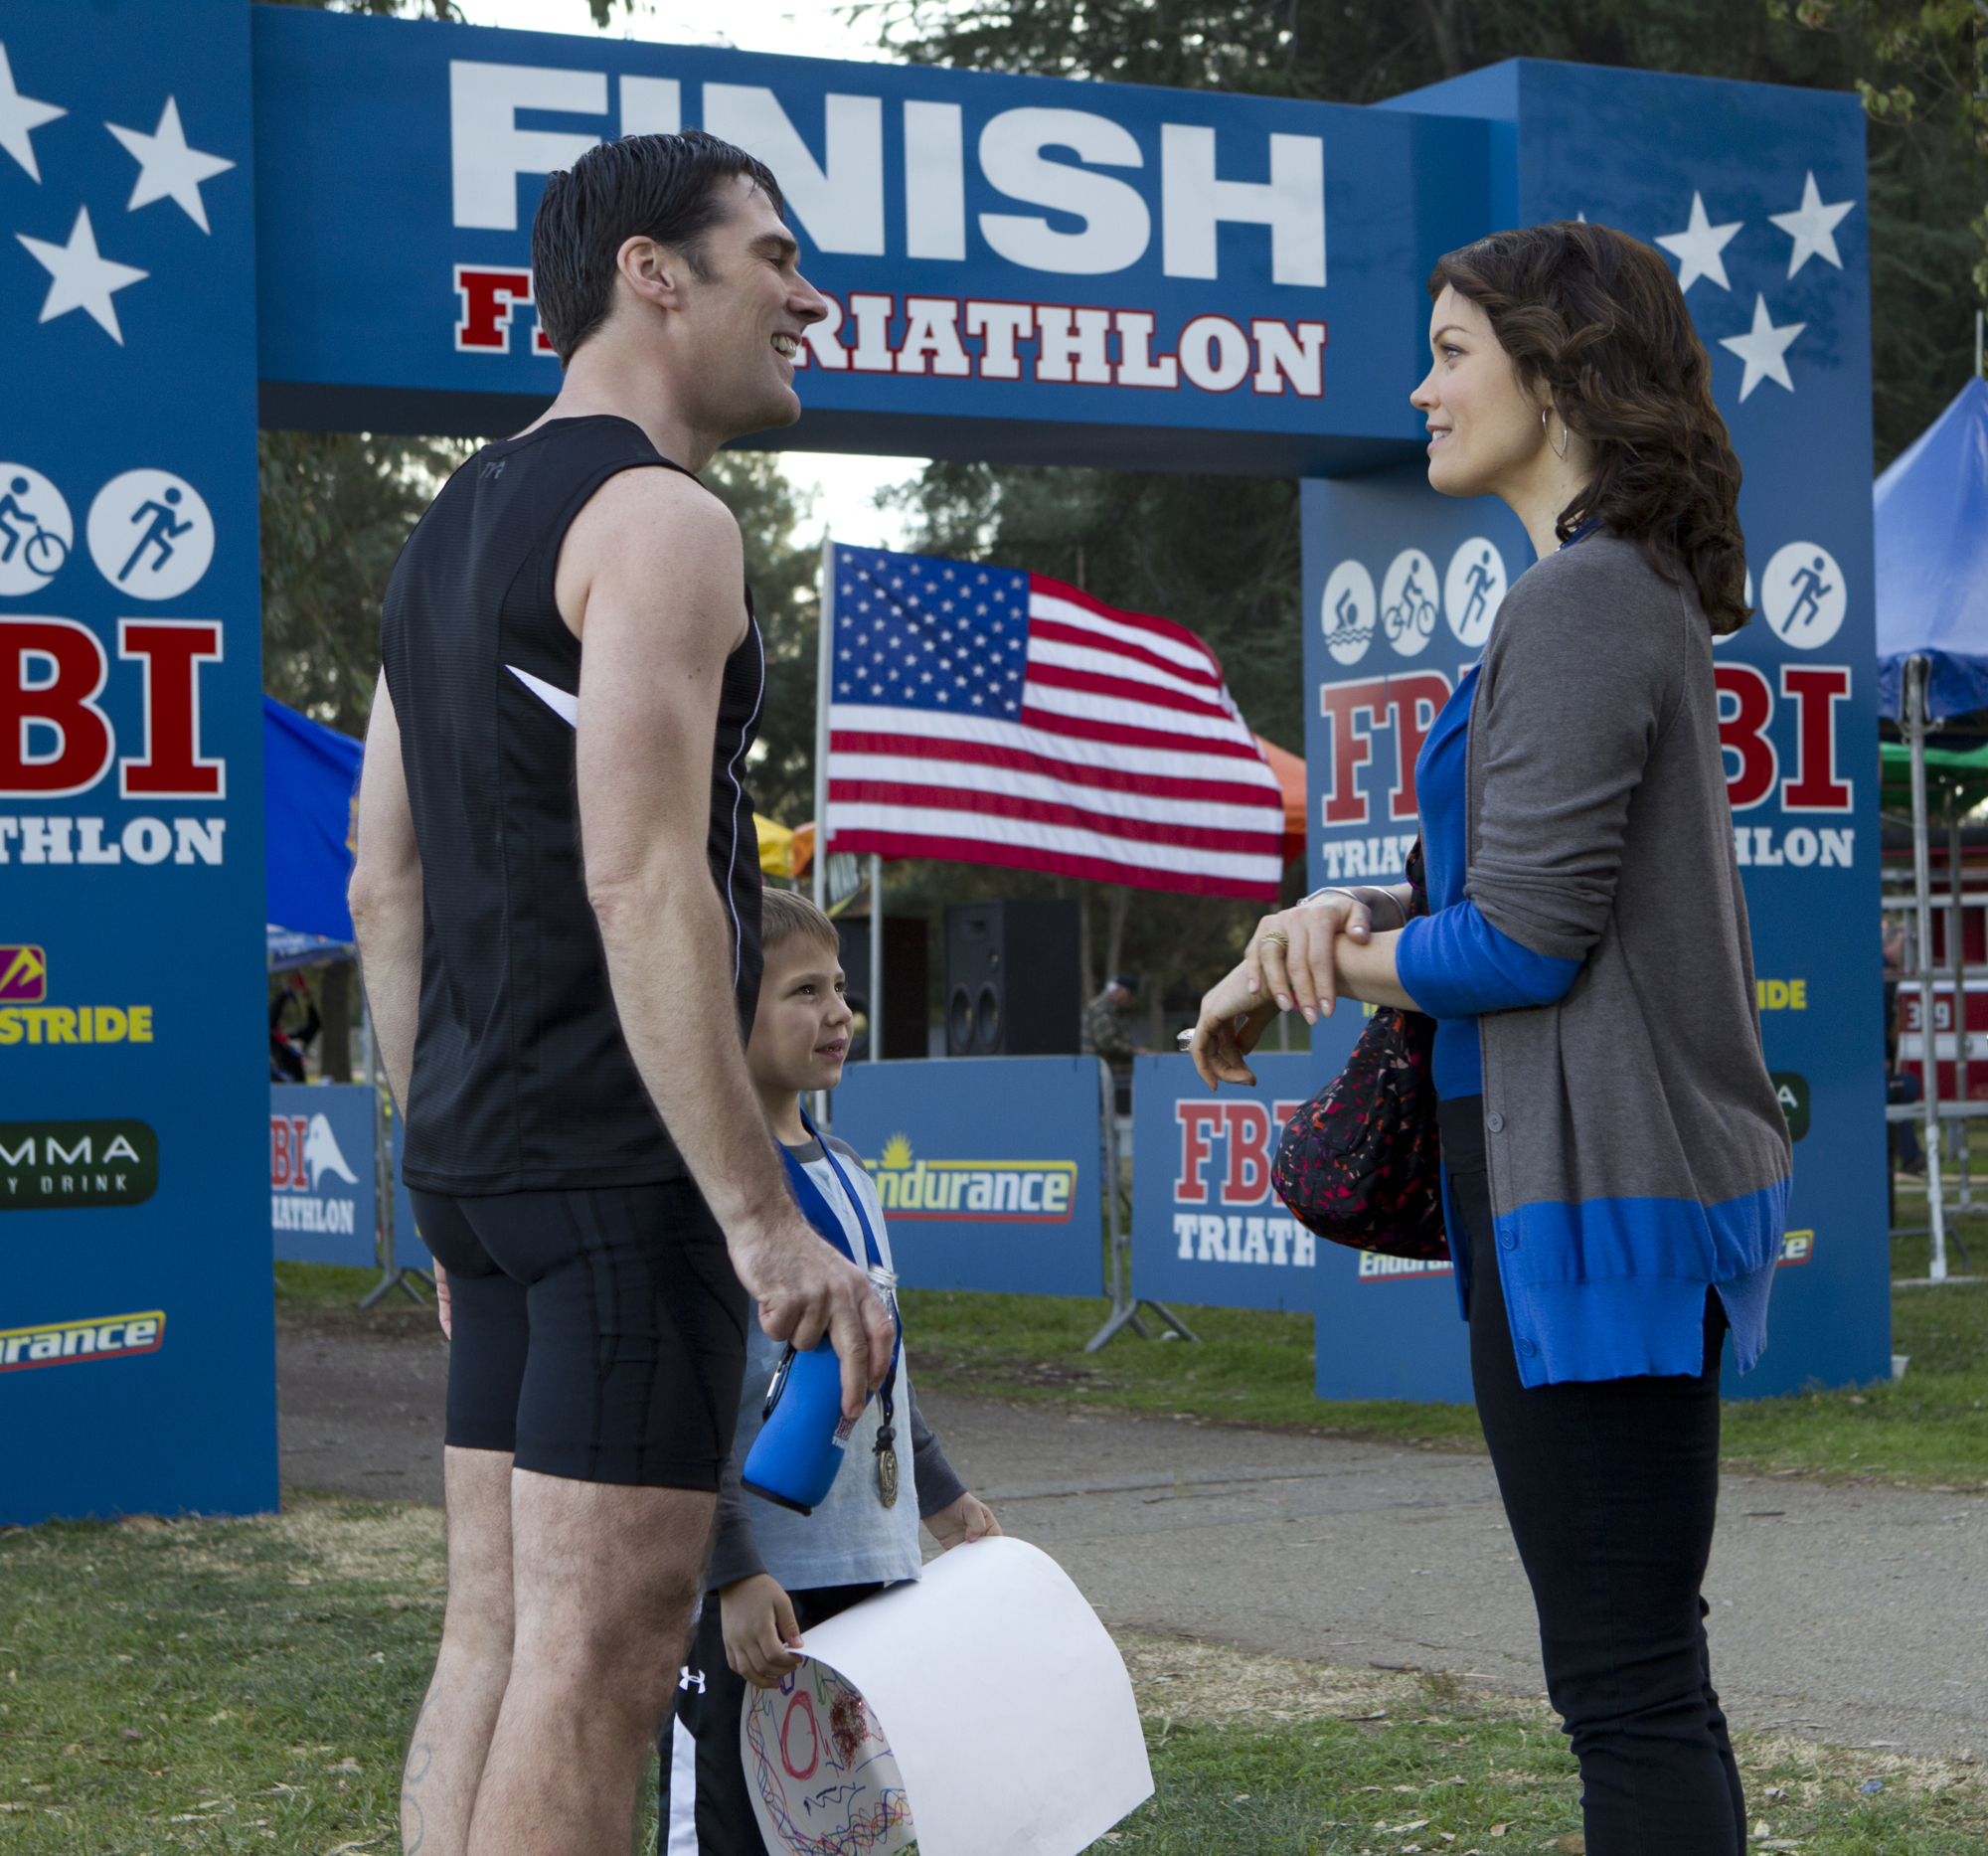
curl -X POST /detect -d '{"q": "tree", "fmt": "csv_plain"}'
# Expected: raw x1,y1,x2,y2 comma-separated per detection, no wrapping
1781,0,1988,303
705,451,824,825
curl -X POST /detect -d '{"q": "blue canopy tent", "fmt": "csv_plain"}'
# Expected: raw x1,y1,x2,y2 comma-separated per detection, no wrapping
264,694,362,956
1874,377,1988,1283
259,699,426,1298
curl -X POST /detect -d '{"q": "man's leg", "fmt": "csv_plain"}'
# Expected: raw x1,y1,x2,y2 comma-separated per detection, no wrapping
402,1446,514,1856
401,1194,533,1856
457,1182,749,1856
469,1473,713,1856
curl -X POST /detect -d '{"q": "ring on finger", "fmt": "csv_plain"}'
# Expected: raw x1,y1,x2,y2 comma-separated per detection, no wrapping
1258,928,1290,952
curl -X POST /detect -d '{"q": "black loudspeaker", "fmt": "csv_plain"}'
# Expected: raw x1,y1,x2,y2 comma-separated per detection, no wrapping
835,917,929,1062
944,899,1080,1056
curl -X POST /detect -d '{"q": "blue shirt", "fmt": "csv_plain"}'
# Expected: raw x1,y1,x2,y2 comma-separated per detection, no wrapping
1395,664,1582,1097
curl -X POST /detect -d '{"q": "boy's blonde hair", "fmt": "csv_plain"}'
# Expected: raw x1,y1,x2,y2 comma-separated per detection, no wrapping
759,887,841,963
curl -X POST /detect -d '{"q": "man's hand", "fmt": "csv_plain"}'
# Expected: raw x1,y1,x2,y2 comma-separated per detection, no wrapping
433,1261,452,1340
924,1491,1001,1551
721,1574,804,1689
732,1221,895,1422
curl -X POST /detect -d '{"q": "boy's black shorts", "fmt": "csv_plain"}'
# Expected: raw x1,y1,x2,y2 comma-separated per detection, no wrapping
413,1181,749,1490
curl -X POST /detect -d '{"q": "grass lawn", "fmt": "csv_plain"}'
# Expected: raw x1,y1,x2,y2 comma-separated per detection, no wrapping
5,1499,1984,1855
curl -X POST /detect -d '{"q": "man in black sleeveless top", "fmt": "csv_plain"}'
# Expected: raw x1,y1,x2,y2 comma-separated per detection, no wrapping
349,132,890,1856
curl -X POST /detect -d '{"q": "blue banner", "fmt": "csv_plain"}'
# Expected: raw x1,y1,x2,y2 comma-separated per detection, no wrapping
1,0,274,1523
269,1083,375,1267
248,5,1487,475
827,1057,1101,1295
1305,64,1885,1398
1129,1052,1318,1313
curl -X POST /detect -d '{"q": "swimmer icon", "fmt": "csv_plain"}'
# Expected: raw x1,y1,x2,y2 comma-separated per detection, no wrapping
86,469,214,599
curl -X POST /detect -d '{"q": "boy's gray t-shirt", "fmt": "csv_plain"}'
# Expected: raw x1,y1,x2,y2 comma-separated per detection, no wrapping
708,1135,964,1594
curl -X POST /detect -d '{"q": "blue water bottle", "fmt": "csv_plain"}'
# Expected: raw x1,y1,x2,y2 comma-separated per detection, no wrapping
741,1337,863,1514
741,1116,902,1515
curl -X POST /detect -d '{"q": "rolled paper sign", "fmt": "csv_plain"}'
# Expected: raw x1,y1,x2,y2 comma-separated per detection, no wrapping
743,1537,1153,1856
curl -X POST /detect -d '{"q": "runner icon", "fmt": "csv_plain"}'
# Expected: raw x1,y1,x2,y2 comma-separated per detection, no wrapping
1758,540,1846,650
118,485,196,584
1457,551,1495,634
0,475,68,577
85,469,215,599
1781,554,1834,635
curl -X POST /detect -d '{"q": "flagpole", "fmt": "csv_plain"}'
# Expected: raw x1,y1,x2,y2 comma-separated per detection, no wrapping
813,532,834,913
869,852,884,1063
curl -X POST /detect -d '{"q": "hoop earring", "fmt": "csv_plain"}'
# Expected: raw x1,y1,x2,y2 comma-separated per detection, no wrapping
1542,407,1570,461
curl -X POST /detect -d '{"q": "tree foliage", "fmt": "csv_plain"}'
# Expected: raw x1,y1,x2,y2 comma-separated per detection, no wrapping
259,432,469,738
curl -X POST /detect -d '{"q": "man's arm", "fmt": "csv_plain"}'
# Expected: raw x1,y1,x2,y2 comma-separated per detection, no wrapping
564,468,892,1415
348,674,423,1113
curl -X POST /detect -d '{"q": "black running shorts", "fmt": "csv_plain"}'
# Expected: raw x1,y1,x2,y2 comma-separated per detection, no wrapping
412,1181,749,1490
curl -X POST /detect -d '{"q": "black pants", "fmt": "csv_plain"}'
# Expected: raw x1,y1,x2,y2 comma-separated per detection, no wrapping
658,1582,882,1855
1439,1098,1744,1856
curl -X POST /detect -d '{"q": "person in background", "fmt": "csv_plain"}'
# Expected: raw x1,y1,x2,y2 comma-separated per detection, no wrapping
1082,972,1148,1114
663,887,999,1854
1884,922,1924,1175
268,972,321,1083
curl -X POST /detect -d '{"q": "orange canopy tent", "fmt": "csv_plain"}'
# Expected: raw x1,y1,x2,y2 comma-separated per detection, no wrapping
1253,735,1306,868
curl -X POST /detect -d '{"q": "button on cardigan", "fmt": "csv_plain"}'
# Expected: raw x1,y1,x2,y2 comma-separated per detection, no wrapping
1422,533,1790,1387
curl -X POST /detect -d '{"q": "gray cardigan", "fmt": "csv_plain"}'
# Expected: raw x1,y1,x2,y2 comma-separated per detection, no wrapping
1464,534,1792,1385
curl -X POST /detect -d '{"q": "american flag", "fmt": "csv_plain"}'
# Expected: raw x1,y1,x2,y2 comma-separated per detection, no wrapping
823,545,1286,899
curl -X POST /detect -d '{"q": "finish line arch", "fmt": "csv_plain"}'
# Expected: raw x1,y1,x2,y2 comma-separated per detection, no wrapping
2,1,1880,1521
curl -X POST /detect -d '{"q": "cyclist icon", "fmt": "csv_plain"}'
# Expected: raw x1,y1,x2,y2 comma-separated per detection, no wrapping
1383,562,1436,645
0,475,68,577
0,464,74,593
119,485,197,584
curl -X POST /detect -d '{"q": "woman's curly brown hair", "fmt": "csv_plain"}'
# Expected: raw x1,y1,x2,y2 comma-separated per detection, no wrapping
1430,222,1750,635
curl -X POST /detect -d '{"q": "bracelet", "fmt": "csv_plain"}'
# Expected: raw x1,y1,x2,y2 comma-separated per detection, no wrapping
1302,885,1409,929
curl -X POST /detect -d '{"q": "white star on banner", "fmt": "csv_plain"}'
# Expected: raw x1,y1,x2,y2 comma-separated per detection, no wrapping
1768,171,1854,277
0,43,66,182
16,206,148,343
1719,294,1804,402
1655,191,1741,293
105,96,235,233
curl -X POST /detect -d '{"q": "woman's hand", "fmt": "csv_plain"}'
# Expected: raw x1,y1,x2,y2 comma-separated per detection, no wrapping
1246,893,1373,1023
721,1573,805,1689
924,1491,1002,1551
1186,968,1281,1092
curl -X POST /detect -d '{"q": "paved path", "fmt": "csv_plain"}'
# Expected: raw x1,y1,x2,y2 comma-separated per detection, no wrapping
277,1311,1987,1758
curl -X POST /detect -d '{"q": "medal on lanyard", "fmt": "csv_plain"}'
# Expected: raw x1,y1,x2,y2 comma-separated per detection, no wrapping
777,1113,903,1507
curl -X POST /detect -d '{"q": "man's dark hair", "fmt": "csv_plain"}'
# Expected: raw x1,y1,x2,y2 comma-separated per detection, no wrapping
532,130,785,365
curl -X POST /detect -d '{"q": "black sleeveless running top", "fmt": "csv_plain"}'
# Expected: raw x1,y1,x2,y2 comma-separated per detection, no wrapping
381,416,764,1194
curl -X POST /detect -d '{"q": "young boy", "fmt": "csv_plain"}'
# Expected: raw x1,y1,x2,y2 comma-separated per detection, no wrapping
661,888,1000,1854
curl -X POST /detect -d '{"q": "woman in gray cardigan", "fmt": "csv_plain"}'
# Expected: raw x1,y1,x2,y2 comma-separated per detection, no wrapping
1191,223,1789,1856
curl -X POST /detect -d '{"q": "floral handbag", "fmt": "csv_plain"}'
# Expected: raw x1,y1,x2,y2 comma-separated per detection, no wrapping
1268,840,1448,1262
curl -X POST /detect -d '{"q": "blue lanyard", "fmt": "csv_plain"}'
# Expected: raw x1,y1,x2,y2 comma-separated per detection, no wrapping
775,1111,902,1381
777,1110,884,1273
